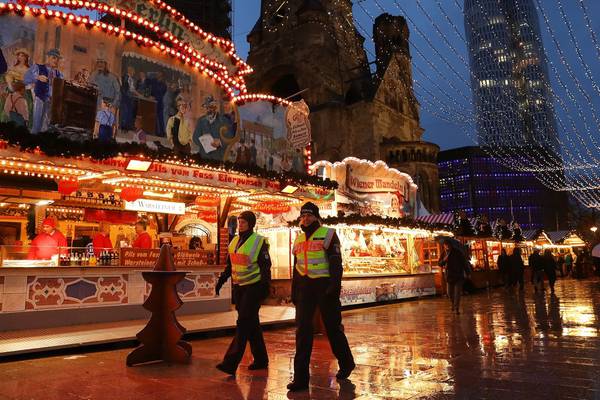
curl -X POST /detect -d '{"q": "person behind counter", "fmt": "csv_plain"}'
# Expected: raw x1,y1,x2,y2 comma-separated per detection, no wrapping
214,211,271,376
189,236,204,250
92,222,113,256
133,221,153,249
287,202,355,392
27,217,68,260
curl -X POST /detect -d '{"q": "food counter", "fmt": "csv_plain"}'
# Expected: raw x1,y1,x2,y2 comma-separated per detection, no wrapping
0,248,229,331
260,223,442,306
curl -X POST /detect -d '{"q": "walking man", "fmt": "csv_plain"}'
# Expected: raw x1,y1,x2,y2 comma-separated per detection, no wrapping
215,211,271,375
288,202,355,392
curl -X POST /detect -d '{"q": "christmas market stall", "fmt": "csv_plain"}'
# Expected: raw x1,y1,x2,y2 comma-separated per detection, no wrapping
0,0,329,331
256,157,452,307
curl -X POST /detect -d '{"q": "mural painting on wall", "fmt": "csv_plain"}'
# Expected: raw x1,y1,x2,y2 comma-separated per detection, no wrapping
0,12,307,174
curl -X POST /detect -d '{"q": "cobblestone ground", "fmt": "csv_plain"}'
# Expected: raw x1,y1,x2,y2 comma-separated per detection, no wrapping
1,278,599,399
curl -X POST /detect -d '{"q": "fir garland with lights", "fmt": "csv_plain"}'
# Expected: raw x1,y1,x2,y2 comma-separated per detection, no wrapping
0,122,337,189
288,213,451,232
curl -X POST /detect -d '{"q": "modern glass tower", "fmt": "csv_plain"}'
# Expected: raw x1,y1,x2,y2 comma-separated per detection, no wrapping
464,0,559,150
461,0,568,229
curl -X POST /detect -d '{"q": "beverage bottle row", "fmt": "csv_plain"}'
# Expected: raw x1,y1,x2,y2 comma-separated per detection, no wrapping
58,250,119,266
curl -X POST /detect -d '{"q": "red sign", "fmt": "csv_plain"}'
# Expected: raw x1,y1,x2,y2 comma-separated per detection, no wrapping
254,201,291,215
57,180,79,195
194,194,220,207
197,210,218,223
120,187,143,202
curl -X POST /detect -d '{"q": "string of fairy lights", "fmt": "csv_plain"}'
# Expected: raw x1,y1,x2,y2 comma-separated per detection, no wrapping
351,0,600,208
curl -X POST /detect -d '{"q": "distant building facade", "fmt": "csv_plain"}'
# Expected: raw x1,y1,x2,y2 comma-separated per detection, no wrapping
438,146,566,230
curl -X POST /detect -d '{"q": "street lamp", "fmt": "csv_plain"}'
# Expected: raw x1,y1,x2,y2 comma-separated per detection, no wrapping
591,226,598,233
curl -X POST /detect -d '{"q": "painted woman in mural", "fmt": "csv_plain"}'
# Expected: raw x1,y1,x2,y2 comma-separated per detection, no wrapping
4,48,30,92
3,80,28,127
192,95,235,161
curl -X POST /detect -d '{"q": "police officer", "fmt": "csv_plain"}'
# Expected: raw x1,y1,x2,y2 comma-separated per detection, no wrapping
214,211,271,375
287,202,355,392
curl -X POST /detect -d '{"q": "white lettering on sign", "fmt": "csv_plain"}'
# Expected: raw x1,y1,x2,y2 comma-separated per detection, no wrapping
124,199,186,215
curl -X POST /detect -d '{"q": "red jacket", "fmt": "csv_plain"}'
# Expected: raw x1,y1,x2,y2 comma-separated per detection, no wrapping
27,230,68,260
133,231,153,249
92,233,113,255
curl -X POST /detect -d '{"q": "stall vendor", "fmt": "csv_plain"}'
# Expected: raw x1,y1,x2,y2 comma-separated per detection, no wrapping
92,222,113,256
133,221,153,249
27,217,68,260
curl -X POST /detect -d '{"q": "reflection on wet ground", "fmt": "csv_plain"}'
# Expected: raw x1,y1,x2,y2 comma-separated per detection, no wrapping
1,278,600,399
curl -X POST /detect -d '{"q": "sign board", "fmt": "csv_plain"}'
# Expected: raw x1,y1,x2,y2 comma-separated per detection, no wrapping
340,274,435,306
120,248,215,267
286,100,311,149
124,199,186,215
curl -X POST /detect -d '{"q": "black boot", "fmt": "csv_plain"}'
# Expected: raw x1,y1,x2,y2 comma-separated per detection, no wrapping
216,362,236,376
336,361,356,380
287,380,309,392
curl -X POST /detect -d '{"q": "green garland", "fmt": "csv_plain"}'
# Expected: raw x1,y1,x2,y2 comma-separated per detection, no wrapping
288,213,452,232
0,122,338,189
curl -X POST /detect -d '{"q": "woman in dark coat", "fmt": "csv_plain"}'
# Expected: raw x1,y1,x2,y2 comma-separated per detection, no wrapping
440,240,469,314
497,249,511,289
509,248,525,291
543,249,557,293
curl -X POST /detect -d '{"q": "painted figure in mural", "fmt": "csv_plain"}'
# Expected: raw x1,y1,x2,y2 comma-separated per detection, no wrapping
162,81,180,132
0,48,7,75
73,68,90,86
292,148,304,173
145,70,167,137
3,80,29,127
89,59,121,109
166,96,193,153
24,48,63,134
5,48,30,92
133,115,147,144
193,95,235,161
120,65,138,130
136,71,148,97
94,97,116,143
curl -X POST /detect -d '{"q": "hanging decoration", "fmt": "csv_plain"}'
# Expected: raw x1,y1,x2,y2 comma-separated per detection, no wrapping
57,179,79,196
120,187,144,202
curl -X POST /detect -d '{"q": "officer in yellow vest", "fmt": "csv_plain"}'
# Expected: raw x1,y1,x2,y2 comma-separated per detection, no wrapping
287,202,355,392
214,211,271,375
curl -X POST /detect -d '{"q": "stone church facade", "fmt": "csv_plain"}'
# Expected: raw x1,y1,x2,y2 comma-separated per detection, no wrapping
245,0,440,212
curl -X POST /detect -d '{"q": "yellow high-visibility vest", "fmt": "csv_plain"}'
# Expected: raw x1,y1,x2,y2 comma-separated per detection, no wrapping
228,233,265,286
292,226,335,278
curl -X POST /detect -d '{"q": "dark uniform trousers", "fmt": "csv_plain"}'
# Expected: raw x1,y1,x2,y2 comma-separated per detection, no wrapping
294,276,354,382
222,282,268,368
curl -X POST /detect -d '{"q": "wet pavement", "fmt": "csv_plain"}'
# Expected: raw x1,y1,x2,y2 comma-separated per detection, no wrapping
1,277,600,400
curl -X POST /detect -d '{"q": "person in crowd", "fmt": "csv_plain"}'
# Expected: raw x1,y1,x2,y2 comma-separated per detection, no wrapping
439,239,470,314
556,254,565,278
214,211,271,375
189,236,204,250
287,202,355,392
94,97,116,142
529,248,545,292
92,222,113,256
542,249,557,293
510,247,525,291
3,81,29,127
497,248,511,289
23,48,63,133
89,59,121,109
27,217,67,260
132,221,152,249
565,251,574,277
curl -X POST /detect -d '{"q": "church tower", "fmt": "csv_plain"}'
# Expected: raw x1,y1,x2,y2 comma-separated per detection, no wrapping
246,1,440,212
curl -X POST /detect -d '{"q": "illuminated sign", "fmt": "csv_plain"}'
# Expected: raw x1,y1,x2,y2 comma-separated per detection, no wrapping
124,199,186,215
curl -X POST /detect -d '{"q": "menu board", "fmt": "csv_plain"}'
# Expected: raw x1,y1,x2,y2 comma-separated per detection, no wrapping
120,249,215,268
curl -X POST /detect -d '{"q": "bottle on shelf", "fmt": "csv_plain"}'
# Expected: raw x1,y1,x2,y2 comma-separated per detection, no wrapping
69,252,77,266
89,253,97,267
